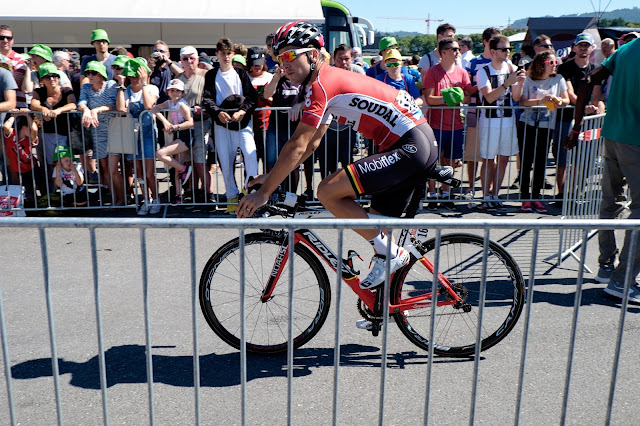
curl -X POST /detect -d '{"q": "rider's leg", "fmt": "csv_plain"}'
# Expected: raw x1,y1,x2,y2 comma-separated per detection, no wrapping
316,169,377,240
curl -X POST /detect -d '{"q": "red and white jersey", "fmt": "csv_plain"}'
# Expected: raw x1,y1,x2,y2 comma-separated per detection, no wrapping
301,65,426,151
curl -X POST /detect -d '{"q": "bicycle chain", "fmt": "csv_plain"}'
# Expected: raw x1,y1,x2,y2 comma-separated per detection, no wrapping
356,299,382,321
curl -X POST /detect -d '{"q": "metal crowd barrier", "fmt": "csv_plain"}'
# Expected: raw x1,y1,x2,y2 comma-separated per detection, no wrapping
3,105,608,216
0,217,638,425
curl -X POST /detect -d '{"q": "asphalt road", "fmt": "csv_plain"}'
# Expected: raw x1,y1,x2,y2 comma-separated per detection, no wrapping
1,207,639,425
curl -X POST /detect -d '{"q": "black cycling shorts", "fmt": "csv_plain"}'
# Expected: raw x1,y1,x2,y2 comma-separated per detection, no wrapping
345,122,438,217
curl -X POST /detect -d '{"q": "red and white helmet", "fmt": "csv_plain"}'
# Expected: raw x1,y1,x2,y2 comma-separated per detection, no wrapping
272,21,325,55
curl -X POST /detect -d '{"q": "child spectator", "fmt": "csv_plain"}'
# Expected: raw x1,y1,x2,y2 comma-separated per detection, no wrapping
152,79,194,203
52,145,88,206
2,114,38,207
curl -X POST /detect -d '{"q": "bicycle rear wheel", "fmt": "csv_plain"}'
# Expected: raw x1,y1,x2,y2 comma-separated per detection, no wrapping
392,233,525,357
199,232,331,354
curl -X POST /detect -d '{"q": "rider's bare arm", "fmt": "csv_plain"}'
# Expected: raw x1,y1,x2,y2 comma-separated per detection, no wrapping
258,121,329,196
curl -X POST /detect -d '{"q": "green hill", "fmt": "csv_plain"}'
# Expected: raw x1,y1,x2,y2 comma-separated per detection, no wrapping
511,7,640,28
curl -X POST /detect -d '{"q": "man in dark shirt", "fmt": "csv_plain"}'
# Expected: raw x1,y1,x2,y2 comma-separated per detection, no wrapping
554,32,597,198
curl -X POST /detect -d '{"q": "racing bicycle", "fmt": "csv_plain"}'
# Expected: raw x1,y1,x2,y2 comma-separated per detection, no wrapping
199,169,525,357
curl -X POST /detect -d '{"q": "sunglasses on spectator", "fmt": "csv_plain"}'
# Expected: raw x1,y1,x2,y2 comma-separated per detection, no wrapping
495,47,511,52
385,62,401,68
277,48,313,65
85,70,99,76
544,59,559,66
112,65,123,70
0,35,13,41
444,47,461,52
181,56,197,62
42,74,59,79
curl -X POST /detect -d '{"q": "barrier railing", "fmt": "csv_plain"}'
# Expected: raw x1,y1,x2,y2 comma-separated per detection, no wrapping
0,217,638,425
2,105,606,216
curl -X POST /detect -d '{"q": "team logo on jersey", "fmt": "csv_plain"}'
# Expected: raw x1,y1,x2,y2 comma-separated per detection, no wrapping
396,90,422,119
348,97,400,127
304,89,312,107
402,144,417,154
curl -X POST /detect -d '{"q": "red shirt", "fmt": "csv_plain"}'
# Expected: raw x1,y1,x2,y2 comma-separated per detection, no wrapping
6,51,27,108
301,65,426,151
423,64,471,130
3,129,36,173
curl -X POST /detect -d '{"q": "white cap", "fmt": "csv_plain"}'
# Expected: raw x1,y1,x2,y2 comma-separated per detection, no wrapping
179,45,198,58
167,78,185,91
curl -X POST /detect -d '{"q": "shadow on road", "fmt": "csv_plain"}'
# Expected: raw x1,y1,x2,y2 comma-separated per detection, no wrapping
10,343,475,390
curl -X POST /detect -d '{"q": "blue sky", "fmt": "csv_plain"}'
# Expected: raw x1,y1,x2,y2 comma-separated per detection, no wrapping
344,0,639,34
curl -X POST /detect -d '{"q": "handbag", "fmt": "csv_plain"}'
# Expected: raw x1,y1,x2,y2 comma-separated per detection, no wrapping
107,114,138,154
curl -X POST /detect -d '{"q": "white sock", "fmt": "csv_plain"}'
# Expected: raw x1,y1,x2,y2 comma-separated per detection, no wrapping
369,232,401,257
428,192,438,199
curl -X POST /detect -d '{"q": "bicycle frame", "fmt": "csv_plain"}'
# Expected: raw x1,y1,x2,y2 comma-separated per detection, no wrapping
258,206,465,314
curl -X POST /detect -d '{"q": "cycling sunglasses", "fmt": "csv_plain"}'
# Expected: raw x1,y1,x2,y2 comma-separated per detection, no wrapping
277,48,314,65
385,62,401,68
545,59,559,66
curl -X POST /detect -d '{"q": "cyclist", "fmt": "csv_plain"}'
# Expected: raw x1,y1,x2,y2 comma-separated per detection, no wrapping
237,21,439,290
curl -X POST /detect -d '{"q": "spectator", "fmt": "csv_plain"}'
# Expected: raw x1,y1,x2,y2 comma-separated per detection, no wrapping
554,32,597,200
77,61,119,204
52,145,88,206
264,33,278,72
423,38,472,210
376,49,422,103
170,46,211,203
619,32,639,46
566,37,640,302
116,58,160,215
518,51,569,213
333,44,365,75
80,29,117,84
370,55,382,68
21,44,53,98
247,47,273,169
459,36,474,69
418,23,458,81
0,60,17,124
52,51,73,88
110,46,129,57
518,45,535,67
3,114,37,206
352,46,368,70
262,65,302,190
153,79,194,204
0,25,28,109
476,35,525,210
30,63,77,168
234,43,248,58
202,37,258,214
592,39,616,109
465,27,501,198
198,52,214,71
366,36,398,78
232,54,246,70
110,55,129,82
149,40,173,105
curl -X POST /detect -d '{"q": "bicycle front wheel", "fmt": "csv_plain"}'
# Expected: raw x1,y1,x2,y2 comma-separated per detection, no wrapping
392,233,525,357
199,232,331,354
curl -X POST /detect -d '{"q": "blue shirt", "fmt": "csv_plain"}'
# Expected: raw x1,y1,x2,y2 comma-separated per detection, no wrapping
375,72,421,100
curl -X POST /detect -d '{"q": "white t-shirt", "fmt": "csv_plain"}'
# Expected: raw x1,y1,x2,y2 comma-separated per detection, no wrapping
249,73,273,87
125,85,159,103
52,163,83,195
520,75,568,128
477,61,519,128
461,50,475,70
215,69,243,104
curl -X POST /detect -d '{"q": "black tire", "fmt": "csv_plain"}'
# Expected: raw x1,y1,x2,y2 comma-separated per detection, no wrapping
199,233,331,354
391,233,525,357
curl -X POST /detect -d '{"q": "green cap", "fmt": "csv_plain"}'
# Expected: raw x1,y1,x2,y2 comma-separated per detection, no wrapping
38,62,61,79
441,87,465,107
122,57,151,77
28,44,53,62
91,29,110,43
379,36,398,52
232,54,246,66
111,55,130,69
84,61,108,79
53,145,72,162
